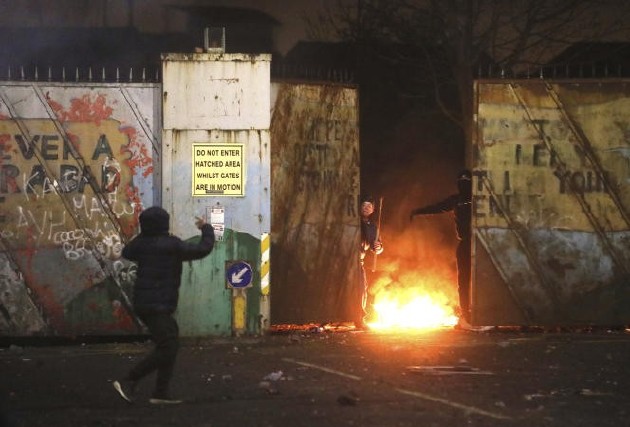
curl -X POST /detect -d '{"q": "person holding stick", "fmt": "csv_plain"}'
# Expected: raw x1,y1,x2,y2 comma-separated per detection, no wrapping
358,194,383,330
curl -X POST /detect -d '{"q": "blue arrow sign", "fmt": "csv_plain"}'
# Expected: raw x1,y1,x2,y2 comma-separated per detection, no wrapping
226,261,253,289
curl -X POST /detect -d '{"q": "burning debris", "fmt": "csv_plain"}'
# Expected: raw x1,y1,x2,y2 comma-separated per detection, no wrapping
365,259,459,330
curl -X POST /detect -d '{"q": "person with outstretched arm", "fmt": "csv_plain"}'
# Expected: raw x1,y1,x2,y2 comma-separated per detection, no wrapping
410,170,472,328
113,206,215,405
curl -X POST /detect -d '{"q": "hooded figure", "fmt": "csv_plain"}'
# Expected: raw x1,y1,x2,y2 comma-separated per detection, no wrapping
409,170,472,326
114,206,215,405
124,206,214,314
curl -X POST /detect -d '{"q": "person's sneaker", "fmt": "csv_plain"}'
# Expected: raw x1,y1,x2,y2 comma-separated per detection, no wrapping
113,380,137,403
149,395,183,405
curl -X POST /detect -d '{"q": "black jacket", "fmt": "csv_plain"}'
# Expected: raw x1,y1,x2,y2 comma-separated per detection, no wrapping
411,194,471,241
122,207,215,314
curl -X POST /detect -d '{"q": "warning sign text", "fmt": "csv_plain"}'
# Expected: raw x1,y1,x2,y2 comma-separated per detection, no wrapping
192,144,244,196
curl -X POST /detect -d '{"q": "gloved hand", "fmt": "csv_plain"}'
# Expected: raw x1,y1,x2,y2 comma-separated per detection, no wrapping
371,241,383,255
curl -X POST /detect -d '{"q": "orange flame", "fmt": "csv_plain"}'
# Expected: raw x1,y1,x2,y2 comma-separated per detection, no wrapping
366,260,459,330
368,293,458,329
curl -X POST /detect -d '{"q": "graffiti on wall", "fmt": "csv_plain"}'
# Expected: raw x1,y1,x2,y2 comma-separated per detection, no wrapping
472,82,630,325
272,85,359,224
475,97,630,231
270,83,360,324
0,89,156,335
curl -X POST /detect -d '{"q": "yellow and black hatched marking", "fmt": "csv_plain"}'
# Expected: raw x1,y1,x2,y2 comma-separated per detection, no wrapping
261,232,270,295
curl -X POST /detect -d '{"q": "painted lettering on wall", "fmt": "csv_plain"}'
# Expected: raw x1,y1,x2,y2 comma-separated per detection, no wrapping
0,111,143,253
295,117,358,193
476,105,630,230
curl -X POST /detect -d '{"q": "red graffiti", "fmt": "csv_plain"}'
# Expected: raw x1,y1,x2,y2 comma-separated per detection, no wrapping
109,301,135,331
47,93,114,125
0,134,11,165
122,184,142,237
119,125,153,178
15,256,65,332
23,226,38,269
33,283,65,331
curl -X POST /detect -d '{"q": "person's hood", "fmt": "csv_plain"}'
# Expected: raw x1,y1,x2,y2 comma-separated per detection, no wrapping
457,169,472,197
139,206,170,236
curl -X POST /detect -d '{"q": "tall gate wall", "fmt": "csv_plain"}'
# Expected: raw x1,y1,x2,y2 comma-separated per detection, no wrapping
472,79,630,326
0,75,361,337
0,82,161,337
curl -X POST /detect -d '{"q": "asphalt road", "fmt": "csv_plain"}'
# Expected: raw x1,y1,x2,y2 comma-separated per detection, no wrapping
2,326,630,427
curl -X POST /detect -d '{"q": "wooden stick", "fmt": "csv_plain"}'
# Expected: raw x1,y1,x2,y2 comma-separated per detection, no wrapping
372,196,383,272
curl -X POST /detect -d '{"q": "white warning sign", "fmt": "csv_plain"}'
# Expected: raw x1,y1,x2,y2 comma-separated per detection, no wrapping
192,143,244,196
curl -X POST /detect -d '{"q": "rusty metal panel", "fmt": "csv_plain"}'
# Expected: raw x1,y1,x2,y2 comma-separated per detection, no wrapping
163,129,270,336
472,79,630,326
0,82,160,336
270,82,360,324
161,53,271,131
161,54,271,337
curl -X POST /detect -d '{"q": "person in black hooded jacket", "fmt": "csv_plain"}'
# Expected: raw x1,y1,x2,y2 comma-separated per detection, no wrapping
409,170,472,327
113,206,215,405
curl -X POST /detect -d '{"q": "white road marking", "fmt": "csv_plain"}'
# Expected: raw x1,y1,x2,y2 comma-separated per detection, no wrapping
396,388,512,420
282,358,362,380
282,357,511,421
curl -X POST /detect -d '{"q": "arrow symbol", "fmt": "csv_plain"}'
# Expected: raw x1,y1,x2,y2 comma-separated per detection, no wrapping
231,267,249,284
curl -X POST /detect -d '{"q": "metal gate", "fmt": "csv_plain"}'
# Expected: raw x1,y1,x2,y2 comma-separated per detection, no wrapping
0,82,160,336
270,82,360,324
472,79,630,326
1,77,361,336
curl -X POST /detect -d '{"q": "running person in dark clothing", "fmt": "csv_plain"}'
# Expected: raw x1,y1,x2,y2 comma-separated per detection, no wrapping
410,170,472,326
113,206,215,404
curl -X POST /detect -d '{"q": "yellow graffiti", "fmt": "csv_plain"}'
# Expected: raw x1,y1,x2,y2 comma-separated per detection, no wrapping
0,119,137,250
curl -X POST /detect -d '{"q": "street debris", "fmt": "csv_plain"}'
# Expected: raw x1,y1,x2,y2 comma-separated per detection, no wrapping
258,380,280,395
576,388,611,397
337,391,360,406
263,370,284,381
523,388,613,400
406,365,493,375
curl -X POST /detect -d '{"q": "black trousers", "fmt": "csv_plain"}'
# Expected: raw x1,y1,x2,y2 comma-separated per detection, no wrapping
456,238,471,321
128,311,179,397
